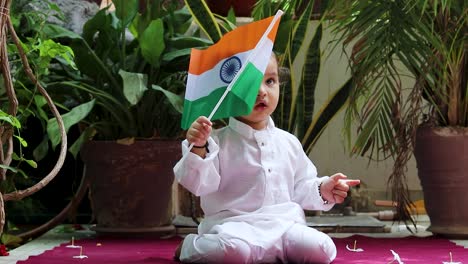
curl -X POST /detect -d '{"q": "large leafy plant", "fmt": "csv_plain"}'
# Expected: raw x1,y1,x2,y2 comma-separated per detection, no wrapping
43,0,213,158
326,1,467,220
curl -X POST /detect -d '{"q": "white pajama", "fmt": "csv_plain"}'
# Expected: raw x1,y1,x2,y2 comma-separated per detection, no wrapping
174,117,336,263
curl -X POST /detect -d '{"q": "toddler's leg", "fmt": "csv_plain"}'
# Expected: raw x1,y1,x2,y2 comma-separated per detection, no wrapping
283,224,336,264
179,233,252,264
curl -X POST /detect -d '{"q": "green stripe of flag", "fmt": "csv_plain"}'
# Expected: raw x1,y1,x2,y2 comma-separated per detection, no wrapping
181,62,262,129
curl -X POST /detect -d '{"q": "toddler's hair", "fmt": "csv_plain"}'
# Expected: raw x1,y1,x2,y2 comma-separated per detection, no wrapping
278,66,290,85
271,51,291,85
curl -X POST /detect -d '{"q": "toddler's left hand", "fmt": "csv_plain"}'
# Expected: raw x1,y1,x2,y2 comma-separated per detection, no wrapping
320,173,360,204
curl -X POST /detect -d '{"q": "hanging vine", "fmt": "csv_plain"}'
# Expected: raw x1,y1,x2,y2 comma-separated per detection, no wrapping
0,0,67,238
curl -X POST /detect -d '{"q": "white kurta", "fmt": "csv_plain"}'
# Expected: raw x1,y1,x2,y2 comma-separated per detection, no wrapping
173,117,335,262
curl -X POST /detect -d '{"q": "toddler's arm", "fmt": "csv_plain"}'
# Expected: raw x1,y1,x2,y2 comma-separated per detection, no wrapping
173,116,221,196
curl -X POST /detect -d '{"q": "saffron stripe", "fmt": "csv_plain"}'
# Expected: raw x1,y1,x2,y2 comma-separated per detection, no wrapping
188,16,279,75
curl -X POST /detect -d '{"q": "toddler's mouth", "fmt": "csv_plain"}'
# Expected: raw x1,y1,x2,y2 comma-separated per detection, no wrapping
254,101,268,110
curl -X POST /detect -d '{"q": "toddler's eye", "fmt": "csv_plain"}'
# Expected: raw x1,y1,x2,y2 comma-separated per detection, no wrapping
265,78,276,86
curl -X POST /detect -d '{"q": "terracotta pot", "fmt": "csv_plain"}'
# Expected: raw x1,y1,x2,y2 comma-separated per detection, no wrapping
81,140,181,237
206,0,256,17
414,126,468,238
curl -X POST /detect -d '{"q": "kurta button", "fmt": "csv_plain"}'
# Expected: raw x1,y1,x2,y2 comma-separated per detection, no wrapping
268,168,272,173
261,142,265,146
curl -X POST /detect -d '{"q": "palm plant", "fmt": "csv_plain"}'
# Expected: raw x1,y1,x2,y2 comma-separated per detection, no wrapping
326,1,467,222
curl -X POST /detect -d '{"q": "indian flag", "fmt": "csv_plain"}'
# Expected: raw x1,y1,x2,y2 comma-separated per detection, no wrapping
181,11,283,129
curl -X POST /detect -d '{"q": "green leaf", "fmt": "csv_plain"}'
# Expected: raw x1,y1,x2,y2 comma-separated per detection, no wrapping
0,116,20,128
24,159,38,169
162,48,192,62
184,0,222,43
139,19,165,67
14,135,28,147
167,36,212,49
47,99,96,149
151,85,184,113
227,8,237,24
43,24,82,40
290,0,315,62
33,136,49,162
34,95,49,122
112,0,139,28
38,39,77,70
0,164,18,173
303,79,353,153
119,70,148,105
81,8,110,44
297,24,322,140
69,126,96,159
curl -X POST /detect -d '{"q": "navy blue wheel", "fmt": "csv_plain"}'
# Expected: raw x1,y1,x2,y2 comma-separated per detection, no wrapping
219,56,242,84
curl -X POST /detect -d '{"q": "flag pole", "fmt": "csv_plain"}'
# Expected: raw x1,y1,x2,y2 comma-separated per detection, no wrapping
186,10,284,152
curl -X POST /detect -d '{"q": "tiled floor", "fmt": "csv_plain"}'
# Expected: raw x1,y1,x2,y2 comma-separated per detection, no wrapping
1,215,467,264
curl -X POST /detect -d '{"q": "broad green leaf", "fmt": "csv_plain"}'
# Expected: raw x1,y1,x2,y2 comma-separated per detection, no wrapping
167,36,212,49
151,85,184,113
139,19,165,67
43,24,81,40
47,99,96,149
162,49,192,62
81,8,110,44
119,70,148,105
112,0,139,28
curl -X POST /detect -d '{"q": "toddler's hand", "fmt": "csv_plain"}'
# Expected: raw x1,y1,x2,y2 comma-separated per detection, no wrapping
187,116,212,147
320,173,360,204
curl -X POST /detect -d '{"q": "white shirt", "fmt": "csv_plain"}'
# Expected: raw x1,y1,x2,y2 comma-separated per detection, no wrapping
173,117,334,246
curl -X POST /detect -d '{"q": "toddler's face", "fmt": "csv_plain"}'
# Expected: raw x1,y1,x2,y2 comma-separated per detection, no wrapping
237,55,279,130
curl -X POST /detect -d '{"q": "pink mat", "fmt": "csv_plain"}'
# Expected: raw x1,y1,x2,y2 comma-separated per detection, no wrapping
17,235,467,263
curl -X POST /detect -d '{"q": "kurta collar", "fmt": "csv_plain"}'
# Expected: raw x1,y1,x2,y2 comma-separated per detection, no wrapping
228,117,276,140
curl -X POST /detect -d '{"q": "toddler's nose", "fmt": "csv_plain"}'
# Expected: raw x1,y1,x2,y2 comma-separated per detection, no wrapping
257,85,267,98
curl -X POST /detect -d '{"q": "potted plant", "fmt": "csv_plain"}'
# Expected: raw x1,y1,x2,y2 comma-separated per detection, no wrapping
42,0,214,235
326,1,467,236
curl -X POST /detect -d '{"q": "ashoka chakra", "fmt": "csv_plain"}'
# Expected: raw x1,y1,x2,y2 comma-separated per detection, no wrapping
219,56,242,84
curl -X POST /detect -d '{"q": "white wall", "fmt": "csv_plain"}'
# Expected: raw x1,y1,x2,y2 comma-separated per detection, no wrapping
299,21,422,194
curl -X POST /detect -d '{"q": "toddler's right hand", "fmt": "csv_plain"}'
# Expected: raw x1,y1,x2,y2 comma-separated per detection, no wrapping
186,116,212,147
